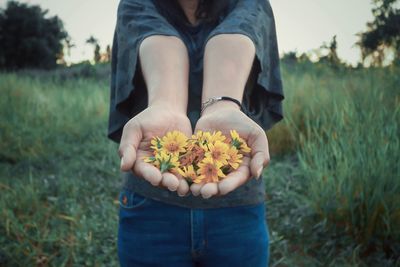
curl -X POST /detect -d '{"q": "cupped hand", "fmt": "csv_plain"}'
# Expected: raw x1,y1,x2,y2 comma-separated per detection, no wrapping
191,102,270,199
118,105,192,196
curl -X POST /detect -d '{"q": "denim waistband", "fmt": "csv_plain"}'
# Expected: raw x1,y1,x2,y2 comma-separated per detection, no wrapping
120,171,266,209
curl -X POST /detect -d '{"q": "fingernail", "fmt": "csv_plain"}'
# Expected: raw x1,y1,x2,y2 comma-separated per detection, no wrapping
256,167,263,179
168,186,177,191
202,194,211,199
178,192,186,197
192,191,200,197
120,157,124,169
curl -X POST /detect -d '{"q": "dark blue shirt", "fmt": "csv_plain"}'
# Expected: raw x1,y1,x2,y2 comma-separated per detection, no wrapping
108,0,284,208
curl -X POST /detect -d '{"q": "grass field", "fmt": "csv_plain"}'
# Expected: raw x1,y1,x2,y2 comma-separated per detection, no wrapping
0,62,399,266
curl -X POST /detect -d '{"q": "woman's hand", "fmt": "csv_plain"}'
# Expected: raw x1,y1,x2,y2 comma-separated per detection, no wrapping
118,104,192,196
191,101,270,199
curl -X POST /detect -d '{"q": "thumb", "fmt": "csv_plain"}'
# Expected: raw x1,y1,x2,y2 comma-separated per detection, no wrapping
118,121,142,171
248,127,270,179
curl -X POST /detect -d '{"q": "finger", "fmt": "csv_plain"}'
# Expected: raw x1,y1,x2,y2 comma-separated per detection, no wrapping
133,160,162,186
200,183,218,199
250,152,268,179
218,158,250,195
169,171,190,196
161,172,180,191
177,179,190,197
190,182,205,196
119,121,142,171
120,145,136,171
248,127,270,178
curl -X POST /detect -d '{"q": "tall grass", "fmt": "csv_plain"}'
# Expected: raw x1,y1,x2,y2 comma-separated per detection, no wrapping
269,63,399,260
298,91,399,240
0,74,111,162
0,73,120,266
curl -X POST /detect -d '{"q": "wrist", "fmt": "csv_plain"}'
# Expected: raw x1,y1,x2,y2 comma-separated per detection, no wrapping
200,99,241,116
148,100,187,114
147,84,188,114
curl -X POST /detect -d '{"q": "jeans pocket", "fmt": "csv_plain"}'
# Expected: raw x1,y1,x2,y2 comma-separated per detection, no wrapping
118,188,149,210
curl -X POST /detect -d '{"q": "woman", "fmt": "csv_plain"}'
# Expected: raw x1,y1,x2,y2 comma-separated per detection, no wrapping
108,0,284,266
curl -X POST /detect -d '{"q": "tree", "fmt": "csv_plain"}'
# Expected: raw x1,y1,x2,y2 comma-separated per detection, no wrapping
105,45,112,62
281,51,312,66
86,35,101,64
0,1,68,70
318,35,342,67
94,44,101,63
64,35,76,59
357,0,400,66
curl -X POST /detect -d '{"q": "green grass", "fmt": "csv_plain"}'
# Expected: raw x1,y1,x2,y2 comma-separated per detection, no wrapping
266,63,400,266
0,63,399,266
0,74,120,266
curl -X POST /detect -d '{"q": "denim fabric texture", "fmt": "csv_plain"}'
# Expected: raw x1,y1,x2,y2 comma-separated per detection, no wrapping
108,0,284,208
118,189,270,266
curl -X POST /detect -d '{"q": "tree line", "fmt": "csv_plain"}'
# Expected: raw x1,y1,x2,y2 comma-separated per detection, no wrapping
0,0,398,70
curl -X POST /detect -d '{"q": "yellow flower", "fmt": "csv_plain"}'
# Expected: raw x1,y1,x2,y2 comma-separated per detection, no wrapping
150,136,163,152
170,166,185,177
179,165,198,181
196,156,225,184
205,141,230,165
161,130,188,155
226,146,243,170
192,130,212,151
179,143,205,167
186,138,196,149
230,130,251,153
146,130,251,182
208,131,226,144
155,151,180,173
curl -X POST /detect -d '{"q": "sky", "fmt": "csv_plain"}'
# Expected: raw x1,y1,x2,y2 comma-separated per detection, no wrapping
0,0,376,65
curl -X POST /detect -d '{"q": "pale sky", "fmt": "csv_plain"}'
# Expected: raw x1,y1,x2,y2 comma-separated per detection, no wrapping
0,0,376,65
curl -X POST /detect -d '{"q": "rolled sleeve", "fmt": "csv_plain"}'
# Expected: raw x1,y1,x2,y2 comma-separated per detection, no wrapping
108,0,183,142
203,0,284,130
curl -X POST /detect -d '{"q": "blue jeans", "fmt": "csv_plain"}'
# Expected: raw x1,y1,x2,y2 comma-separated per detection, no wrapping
117,188,270,267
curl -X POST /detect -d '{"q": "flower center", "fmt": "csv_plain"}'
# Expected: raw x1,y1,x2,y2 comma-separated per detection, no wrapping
205,164,217,176
166,142,179,153
212,150,221,160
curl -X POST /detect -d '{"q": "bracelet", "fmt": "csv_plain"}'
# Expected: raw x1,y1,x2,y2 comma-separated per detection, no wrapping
200,96,242,115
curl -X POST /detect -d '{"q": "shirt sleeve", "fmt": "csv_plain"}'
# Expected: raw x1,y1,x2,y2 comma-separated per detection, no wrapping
108,0,183,143
202,0,284,131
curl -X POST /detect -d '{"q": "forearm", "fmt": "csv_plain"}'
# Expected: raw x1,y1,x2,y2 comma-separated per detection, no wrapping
139,35,189,113
201,34,256,111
